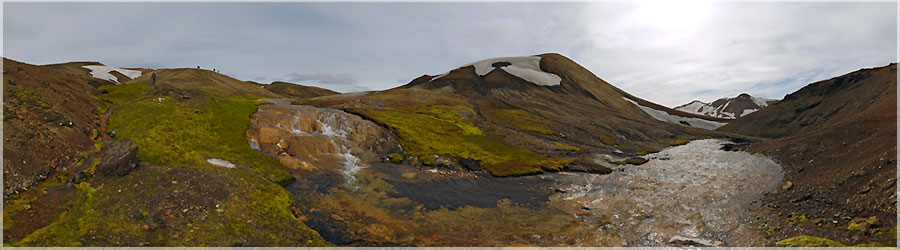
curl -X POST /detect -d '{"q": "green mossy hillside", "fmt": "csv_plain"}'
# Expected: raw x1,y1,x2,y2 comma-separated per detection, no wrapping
102,84,292,183
485,108,555,135
355,105,568,176
3,82,326,246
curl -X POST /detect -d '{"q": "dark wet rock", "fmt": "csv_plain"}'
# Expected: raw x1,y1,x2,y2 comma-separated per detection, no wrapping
727,136,754,143
625,157,648,165
491,61,512,67
73,170,89,184
96,139,139,177
720,143,738,151
458,157,482,170
565,159,612,174
131,210,145,220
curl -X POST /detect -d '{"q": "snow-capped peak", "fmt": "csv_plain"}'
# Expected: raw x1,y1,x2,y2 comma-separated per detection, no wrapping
431,56,562,86
674,93,778,119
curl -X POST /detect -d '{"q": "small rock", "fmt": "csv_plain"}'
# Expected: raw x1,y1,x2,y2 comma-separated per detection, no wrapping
216,208,224,213
669,236,722,247
96,140,139,177
23,203,32,210
781,181,793,191
131,210,145,220
73,170,89,183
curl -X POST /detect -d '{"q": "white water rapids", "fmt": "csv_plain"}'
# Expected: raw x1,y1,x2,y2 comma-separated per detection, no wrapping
546,139,783,246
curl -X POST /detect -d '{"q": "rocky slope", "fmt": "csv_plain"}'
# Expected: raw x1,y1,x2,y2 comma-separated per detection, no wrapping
262,81,340,99
3,58,106,198
719,63,897,246
3,61,328,246
300,53,733,176
675,93,777,119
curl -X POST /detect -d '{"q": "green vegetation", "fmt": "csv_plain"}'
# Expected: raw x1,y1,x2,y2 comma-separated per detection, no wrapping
625,157,648,165
775,235,846,247
388,153,404,164
554,142,580,152
9,86,52,109
101,84,291,183
5,81,326,246
667,139,690,146
358,105,568,176
399,105,482,135
485,109,555,135
98,83,154,105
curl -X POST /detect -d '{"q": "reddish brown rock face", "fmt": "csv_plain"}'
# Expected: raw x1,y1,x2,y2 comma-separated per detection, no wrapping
246,104,399,172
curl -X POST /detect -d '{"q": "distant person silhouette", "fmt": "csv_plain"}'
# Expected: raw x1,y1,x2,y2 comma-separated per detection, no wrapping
151,73,157,86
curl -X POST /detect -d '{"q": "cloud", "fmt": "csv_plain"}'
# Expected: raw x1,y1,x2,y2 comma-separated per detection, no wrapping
3,2,895,107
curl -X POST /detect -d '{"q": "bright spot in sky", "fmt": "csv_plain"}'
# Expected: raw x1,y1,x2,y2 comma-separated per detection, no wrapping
632,0,715,30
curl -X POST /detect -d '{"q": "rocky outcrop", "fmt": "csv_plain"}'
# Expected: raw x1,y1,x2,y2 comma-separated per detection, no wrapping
96,140,139,177
246,104,399,173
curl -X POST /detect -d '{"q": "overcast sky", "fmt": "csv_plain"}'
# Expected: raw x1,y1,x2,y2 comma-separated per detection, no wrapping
3,2,896,106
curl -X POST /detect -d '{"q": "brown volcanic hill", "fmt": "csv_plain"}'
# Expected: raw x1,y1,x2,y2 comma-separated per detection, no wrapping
128,68,281,98
719,64,895,137
263,81,339,99
720,63,897,246
301,53,733,176
2,58,105,198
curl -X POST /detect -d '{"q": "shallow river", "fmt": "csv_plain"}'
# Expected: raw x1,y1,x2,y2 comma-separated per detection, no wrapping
251,105,783,246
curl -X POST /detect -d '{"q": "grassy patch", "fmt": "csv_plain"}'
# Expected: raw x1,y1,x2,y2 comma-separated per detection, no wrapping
775,235,846,247
388,153,404,164
9,86,52,109
667,139,690,146
8,82,325,246
98,83,154,105
102,86,292,183
484,109,555,135
356,105,567,176
554,142,580,152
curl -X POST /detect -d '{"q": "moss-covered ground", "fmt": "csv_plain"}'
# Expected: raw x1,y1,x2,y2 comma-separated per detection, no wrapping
484,108,555,135
354,105,568,176
6,82,326,246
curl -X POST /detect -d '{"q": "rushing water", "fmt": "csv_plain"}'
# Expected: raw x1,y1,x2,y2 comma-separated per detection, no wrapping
250,106,784,246
545,139,784,246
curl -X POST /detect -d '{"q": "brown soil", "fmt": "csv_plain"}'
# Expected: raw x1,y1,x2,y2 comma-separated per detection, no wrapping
3,58,104,199
263,81,340,99
720,63,897,246
128,68,281,98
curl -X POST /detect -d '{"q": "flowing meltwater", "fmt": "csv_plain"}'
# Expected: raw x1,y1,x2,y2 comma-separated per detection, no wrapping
545,139,783,246
249,104,784,246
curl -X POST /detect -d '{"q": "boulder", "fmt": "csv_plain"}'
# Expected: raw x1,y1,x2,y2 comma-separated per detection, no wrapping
96,140,139,177
565,159,612,175
625,157,649,165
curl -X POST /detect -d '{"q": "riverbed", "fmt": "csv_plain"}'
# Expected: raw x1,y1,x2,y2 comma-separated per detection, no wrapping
249,105,783,246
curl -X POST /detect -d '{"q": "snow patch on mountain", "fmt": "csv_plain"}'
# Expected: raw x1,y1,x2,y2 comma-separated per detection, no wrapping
623,97,726,130
741,109,759,117
82,65,142,84
752,96,776,107
432,56,562,86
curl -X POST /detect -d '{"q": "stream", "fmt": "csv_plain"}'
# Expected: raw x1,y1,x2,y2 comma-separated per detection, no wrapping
248,104,784,246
